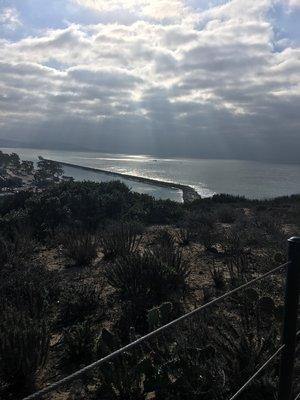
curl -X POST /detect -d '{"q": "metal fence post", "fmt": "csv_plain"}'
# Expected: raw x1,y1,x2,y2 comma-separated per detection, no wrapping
278,236,300,400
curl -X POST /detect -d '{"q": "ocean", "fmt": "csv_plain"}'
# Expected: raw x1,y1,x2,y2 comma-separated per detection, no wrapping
1,147,300,202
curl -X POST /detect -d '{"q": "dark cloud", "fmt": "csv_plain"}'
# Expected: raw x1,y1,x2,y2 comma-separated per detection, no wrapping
0,0,299,163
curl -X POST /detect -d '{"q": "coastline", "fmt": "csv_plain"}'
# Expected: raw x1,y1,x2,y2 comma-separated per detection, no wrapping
49,160,200,203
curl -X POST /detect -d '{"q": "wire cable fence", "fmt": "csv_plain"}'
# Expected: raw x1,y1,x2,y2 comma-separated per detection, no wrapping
23,237,300,400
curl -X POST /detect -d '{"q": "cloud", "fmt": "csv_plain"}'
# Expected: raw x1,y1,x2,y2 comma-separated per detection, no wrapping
0,0,299,162
0,7,21,31
74,0,188,20
285,0,300,7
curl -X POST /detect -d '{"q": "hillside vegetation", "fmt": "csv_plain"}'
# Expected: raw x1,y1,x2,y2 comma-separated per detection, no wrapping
0,180,299,399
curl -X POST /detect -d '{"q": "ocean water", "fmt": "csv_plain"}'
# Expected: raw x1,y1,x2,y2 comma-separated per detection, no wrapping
2,147,300,202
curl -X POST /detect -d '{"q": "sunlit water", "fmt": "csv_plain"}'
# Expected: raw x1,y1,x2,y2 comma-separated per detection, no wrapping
2,147,300,202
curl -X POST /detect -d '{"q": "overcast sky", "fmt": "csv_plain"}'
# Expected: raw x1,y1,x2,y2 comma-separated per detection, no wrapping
0,0,299,162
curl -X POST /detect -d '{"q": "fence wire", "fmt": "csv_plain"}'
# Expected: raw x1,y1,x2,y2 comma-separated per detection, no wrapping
22,262,288,400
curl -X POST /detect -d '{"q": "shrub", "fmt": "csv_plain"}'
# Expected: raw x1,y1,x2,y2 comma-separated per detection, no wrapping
0,308,49,395
0,264,58,320
226,253,252,287
147,302,175,330
105,252,165,303
0,235,13,266
95,328,151,400
58,282,103,326
0,210,30,241
105,249,189,304
151,231,190,288
0,232,37,267
153,229,175,248
146,314,225,400
222,228,245,256
105,247,189,329
215,293,280,399
58,228,98,266
146,199,184,224
176,227,192,246
216,205,240,223
198,223,219,251
209,261,225,290
99,222,143,260
0,176,22,189
25,181,133,235
62,321,95,368
211,193,247,203
181,209,215,235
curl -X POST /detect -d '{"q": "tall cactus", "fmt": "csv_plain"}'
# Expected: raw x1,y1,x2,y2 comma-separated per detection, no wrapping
0,308,50,394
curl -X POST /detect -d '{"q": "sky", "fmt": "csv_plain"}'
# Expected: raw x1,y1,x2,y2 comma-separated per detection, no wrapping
0,0,299,162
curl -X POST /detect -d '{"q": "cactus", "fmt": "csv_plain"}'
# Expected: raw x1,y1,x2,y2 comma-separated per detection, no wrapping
99,222,143,260
0,308,50,394
147,302,173,330
209,261,226,289
62,320,95,367
58,282,102,326
94,328,155,400
216,290,282,398
105,247,189,331
58,228,98,266
151,232,190,285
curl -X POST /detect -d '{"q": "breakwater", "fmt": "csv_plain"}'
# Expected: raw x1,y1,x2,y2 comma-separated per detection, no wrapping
50,160,200,203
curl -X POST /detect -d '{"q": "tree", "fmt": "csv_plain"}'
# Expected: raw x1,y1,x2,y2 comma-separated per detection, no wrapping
9,153,21,169
36,158,64,180
21,161,34,175
0,151,10,175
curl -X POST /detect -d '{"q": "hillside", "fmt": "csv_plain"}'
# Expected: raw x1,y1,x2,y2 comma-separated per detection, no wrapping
0,181,299,399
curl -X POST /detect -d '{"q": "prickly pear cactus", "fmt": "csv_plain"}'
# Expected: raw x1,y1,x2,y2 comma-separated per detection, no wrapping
147,302,173,330
94,328,156,400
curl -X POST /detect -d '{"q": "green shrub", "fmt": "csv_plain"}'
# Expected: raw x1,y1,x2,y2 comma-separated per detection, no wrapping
209,262,225,290
95,328,152,400
0,232,37,267
0,235,13,266
197,223,220,251
211,193,247,203
58,228,98,266
99,222,143,260
152,231,190,288
146,315,224,400
0,176,23,189
176,227,193,246
146,199,184,224
106,247,188,301
153,229,175,248
215,293,280,399
58,282,103,326
0,264,58,320
62,321,95,368
182,209,215,233
25,181,133,235
0,308,49,395
147,302,175,330
105,247,189,331
222,228,245,256
105,252,163,303
216,205,240,223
